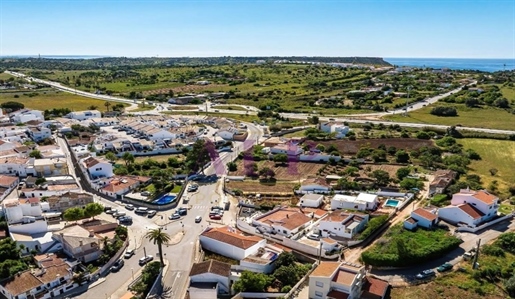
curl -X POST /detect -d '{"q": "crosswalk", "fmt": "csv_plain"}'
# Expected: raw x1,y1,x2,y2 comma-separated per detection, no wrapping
189,205,210,210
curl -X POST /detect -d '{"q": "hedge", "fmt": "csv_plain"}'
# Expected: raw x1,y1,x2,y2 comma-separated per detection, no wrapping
358,215,389,240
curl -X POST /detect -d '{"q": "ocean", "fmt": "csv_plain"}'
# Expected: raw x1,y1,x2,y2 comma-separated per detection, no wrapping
0,55,106,59
384,58,515,72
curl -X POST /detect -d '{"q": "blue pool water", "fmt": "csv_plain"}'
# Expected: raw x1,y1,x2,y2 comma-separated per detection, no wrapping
153,194,177,205
384,199,400,208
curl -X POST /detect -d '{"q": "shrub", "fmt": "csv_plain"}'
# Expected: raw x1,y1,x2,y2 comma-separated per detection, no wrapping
430,194,449,207
430,106,458,116
481,244,505,257
358,215,389,240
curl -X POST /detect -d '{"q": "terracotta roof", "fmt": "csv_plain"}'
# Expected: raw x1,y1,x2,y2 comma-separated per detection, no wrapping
83,156,105,168
311,261,341,277
323,212,350,223
36,264,70,284
327,290,350,299
405,217,417,224
34,254,66,268
472,190,497,205
0,175,18,187
201,226,263,249
361,277,389,299
0,271,42,296
412,208,438,221
189,260,231,277
458,203,485,219
102,177,139,193
322,237,337,244
19,197,40,204
256,208,312,230
332,268,357,286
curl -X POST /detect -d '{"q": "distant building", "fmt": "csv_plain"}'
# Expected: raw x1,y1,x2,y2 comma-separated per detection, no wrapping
320,122,350,139
331,193,379,211
429,170,457,195
66,110,101,121
9,109,44,124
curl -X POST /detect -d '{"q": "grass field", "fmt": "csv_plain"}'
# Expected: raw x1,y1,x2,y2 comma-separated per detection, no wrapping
213,105,247,111
0,73,16,80
458,138,515,196
0,89,126,111
383,103,515,130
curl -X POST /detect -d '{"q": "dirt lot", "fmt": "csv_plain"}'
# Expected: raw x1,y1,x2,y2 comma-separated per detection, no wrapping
226,181,297,194
317,138,434,155
228,160,323,181
144,84,226,96
360,164,405,178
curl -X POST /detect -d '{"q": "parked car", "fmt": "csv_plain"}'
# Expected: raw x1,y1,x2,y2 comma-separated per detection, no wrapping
195,216,202,223
187,185,198,192
104,206,112,212
147,210,157,217
169,213,181,220
125,204,134,210
111,259,124,272
119,216,133,224
113,211,126,218
139,255,154,266
463,251,475,260
178,207,187,216
124,249,135,259
209,214,222,220
141,191,150,196
307,233,320,240
135,207,149,214
437,263,453,272
106,208,117,215
416,269,436,280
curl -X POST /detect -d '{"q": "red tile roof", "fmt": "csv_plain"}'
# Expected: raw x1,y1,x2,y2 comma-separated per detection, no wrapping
472,190,497,205
201,226,263,249
327,290,350,299
361,277,390,299
189,260,231,277
458,203,485,219
0,175,18,187
412,208,438,221
311,262,341,277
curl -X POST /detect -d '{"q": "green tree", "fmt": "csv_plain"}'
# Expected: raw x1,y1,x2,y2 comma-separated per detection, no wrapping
344,166,359,176
396,167,411,180
0,101,24,111
105,152,117,163
35,177,47,185
371,149,387,162
144,228,171,266
316,144,326,152
122,152,135,166
185,139,212,174
104,101,111,112
227,162,237,172
84,203,104,219
273,153,288,165
63,207,85,221
29,150,42,159
233,270,271,292
275,252,296,268
370,170,390,186
273,265,302,288
400,178,423,190
505,275,515,298
115,225,128,240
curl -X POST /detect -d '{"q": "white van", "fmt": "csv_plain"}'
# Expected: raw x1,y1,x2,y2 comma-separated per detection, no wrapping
135,207,149,214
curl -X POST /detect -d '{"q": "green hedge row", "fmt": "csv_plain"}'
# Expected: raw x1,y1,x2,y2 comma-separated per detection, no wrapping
358,215,389,240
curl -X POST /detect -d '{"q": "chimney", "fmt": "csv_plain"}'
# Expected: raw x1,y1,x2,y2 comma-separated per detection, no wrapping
79,241,83,246
89,230,95,237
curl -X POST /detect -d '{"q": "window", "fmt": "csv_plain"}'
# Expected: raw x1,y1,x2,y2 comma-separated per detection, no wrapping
315,291,323,297
316,281,324,287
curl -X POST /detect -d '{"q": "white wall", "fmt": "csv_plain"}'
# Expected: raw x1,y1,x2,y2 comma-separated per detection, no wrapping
438,206,481,227
9,220,48,234
199,235,264,260
190,273,230,293
88,162,114,179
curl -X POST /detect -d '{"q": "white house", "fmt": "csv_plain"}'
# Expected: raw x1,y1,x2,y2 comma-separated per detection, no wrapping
3,198,48,235
0,175,19,201
299,178,331,193
403,207,438,230
189,260,231,295
99,176,151,199
320,122,350,139
299,193,324,208
27,127,52,141
438,189,499,227
217,127,247,141
10,109,44,124
252,207,313,237
270,143,303,156
81,156,114,179
66,110,101,121
309,262,389,299
199,226,266,260
331,193,379,211
318,212,369,239
0,157,34,177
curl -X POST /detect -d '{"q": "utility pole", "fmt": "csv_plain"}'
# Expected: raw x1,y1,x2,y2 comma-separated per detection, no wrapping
472,239,481,269
405,85,411,117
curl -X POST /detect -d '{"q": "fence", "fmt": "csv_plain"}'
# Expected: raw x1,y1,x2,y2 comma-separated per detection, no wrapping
456,213,514,233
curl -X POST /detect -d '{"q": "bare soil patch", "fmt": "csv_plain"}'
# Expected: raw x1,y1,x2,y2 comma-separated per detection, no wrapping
229,160,323,181
317,138,433,155
226,181,296,194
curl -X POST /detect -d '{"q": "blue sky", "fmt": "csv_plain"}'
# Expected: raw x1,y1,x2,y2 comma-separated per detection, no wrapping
0,0,514,58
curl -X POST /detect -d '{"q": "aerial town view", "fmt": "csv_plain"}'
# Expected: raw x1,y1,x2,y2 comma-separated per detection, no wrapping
0,1,514,299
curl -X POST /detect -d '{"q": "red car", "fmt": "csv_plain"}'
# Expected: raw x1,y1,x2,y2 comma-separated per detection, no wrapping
210,214,222,220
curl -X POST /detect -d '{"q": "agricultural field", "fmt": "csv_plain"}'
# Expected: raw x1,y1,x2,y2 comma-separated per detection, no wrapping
458,138,515,196
0,89,126,111
383,103,515,131
226,181,297,195
228,160,323,181
317,138,433,155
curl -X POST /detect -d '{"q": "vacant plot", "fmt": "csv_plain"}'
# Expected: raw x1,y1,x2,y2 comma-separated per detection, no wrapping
391,283,502,299
317,138,433,155
229,160,323,181
361,164,405,178
383,103,515,131
458,138,515,195
133,154,185,164
0,90,125,111
226,181,296,194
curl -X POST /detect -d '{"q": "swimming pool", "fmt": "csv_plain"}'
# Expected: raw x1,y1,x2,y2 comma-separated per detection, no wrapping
152,194,177,205
384,199,400,208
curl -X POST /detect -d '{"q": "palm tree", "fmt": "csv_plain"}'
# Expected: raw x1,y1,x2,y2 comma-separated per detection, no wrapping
104,101,111,112
145,228,171,266
122,152,134,166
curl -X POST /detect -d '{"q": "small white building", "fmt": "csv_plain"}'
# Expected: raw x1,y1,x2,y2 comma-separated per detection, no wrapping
81,156,114,179
270,143,303,156
320,122,350,139
331,193,379,211
10,109,44,124
3,198,49,235
252,207,313,237
66,110,101,121
319,212,369,239
403,207,438,230
189,260,231,295
0,175,19,201
199,226,266,260
299,193,324,208
27,126,52,141
299,178,331,193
